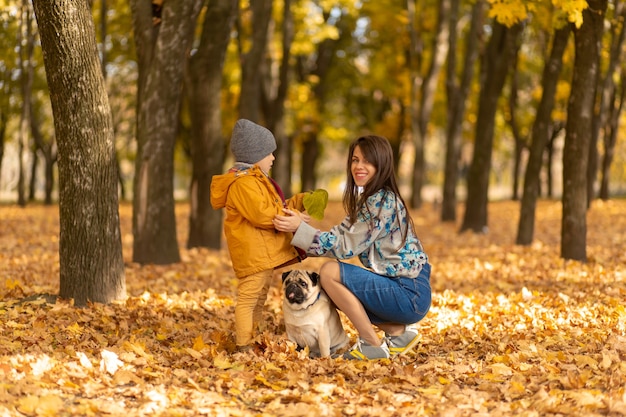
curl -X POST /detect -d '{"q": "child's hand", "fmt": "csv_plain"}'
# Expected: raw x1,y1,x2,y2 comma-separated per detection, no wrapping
300,211,312,224
273,209,302,233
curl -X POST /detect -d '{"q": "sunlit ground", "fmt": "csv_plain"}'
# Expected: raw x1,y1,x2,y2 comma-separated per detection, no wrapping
0,199,625,416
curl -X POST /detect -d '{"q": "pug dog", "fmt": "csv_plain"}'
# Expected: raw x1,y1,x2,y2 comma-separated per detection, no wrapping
281,270,350,357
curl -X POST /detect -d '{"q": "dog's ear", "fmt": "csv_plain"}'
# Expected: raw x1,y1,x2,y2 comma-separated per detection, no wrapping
281,271,291,282
309,271,320,285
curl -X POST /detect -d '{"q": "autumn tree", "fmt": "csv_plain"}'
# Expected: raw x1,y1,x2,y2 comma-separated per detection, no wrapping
441,0,484,222
516,24,570,245
186,0,237,249
407,0,450,209
590,1,626,202
561,0,608,261
261,0,294,193
17,0,35,207
129,0,202,264
599,72,626,200
0,7,19,193
238,0,272,123
296,3,357,192
459,20,523,233
31,0,125,306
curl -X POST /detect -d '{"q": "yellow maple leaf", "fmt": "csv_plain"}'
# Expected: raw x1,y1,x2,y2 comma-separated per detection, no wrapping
123,340,152,360
256,375,286,390
5,278,22,290
438,375,452,385
192,335,206,352
66,322,82,335
213,353,234,370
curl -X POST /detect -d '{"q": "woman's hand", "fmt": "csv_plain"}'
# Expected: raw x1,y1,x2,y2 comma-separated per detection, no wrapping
273,208,303,233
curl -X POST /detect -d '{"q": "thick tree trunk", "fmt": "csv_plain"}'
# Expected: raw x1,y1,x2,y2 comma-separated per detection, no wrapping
561,0,607,261
460,21,522,233
441,0,483,222
32,0,125,306
187,0,236,249
130,0,202,264
516,26,569,245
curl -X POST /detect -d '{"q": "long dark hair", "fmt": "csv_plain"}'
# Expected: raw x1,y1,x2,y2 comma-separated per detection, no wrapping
342,135,415,247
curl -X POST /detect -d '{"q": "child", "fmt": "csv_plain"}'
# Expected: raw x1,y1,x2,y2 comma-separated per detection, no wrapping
211,119,310,350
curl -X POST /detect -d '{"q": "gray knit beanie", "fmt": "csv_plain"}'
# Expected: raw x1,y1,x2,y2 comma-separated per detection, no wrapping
230,119,277,164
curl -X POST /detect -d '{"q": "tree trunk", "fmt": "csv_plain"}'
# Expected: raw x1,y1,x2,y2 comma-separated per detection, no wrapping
238,0,272,122
408,0,450,209
18,0,35,207
460,21,522,233
0,110,6,184
589,2,626,204
301,131,319,192
561,0,607,261
505,35,524,202
0,59,8,184
187,0,236,249
263,0,293,194
294,12,350,193
32,0,125,306
516,26,569,245
30,99,57,205
441,0,483,222
28,149,37,201
599,71,625,200
130,0,202,264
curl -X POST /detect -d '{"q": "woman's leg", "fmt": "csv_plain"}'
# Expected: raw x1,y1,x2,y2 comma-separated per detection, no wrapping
376,323,406,336
319,261,382,347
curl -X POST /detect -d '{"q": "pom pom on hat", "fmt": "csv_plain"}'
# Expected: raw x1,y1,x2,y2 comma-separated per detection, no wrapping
230,119,277,164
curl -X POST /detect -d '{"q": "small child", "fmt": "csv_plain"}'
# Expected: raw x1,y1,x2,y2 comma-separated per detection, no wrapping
210,119,310,350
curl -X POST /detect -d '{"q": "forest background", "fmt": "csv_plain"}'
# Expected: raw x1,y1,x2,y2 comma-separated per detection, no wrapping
0,0,626,415
1,0,626,264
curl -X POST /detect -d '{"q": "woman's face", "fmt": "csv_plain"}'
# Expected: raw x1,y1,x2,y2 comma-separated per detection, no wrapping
351,145,376,187
256,153,275,174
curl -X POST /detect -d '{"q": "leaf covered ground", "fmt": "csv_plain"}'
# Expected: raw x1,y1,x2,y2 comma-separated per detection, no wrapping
0,199,625,417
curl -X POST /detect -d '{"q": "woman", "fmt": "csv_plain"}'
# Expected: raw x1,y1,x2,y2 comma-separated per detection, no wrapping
273,135,431,360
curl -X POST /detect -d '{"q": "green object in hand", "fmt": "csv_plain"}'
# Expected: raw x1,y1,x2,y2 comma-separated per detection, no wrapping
303,189,328,220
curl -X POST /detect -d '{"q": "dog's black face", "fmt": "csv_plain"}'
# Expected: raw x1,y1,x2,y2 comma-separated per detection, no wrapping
282,270,320,305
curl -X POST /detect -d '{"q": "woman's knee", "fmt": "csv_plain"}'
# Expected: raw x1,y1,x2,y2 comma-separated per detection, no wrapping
319,261,341,287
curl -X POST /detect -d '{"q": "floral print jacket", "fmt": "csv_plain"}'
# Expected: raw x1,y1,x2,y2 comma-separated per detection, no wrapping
291,188,429,278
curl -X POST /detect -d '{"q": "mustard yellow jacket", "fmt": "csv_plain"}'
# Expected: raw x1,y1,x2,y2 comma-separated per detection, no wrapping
210,165,306,278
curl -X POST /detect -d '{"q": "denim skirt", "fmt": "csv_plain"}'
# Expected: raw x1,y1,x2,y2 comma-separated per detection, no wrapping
339,262,432,325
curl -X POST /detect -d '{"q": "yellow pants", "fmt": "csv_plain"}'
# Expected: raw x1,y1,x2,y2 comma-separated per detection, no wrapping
235,269,273,347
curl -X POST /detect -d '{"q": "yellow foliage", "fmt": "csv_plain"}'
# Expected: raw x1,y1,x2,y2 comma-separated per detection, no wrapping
487,0,588,28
